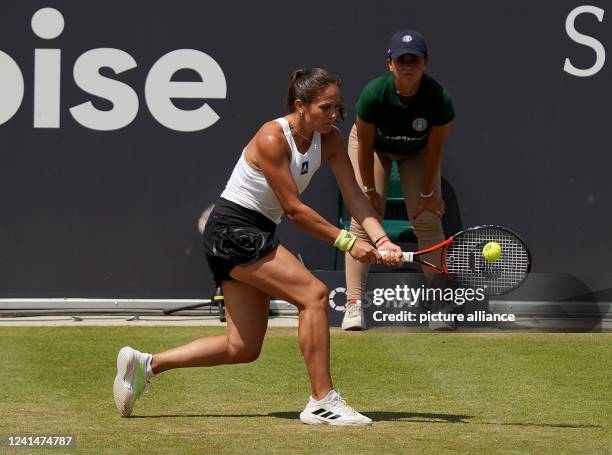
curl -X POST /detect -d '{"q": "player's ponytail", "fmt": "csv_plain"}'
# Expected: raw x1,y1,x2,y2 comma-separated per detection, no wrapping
285,69,304,113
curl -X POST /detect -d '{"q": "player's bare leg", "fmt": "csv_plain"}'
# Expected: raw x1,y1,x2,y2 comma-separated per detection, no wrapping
150,281,270,372
230,245,332,399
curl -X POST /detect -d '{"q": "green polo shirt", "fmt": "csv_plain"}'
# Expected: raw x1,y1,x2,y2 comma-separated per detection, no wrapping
355,73,455,153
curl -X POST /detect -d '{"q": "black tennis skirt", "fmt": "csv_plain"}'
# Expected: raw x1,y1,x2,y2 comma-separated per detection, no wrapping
202,198,280,285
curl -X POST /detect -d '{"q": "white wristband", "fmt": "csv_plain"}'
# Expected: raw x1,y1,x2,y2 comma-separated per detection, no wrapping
420,189,434,198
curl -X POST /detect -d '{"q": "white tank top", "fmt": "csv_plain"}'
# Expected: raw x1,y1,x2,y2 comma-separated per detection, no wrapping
220,117,322,224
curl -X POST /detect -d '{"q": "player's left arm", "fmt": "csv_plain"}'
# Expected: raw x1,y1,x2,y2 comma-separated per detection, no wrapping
324,127,401,260
414,121,453,219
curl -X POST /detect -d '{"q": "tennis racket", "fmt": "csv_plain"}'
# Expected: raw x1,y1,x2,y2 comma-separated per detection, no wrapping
380,225,531,295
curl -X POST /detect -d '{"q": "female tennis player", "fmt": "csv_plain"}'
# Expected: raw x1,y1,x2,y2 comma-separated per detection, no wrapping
342,29,456,330
114,68,402,426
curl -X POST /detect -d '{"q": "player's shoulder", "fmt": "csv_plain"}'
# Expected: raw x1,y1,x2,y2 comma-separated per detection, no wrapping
256,119,286,147
253,119,290,162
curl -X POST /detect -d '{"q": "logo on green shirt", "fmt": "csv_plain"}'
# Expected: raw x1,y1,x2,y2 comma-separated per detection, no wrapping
412,117,428,132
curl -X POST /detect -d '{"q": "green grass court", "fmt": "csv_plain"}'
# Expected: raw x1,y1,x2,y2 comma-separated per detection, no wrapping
1,327,611,454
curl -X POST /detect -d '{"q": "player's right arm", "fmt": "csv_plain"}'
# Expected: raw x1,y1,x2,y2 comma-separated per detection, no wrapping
252,122,380,264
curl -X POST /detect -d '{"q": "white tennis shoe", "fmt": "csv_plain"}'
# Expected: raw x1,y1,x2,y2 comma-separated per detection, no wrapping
300,389,372,426
113,346,152,417
341,300,366,330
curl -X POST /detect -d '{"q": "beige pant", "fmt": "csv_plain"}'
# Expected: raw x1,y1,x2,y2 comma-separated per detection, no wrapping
345,124,445,300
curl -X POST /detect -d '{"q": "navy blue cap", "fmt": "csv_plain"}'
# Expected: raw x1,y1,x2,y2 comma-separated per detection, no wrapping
387,29,428,59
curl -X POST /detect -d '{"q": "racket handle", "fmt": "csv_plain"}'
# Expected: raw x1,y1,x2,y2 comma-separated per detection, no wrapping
379,250,414,263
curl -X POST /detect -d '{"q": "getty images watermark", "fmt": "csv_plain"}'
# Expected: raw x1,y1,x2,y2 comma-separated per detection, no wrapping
372,285,486,307
330,285,517,324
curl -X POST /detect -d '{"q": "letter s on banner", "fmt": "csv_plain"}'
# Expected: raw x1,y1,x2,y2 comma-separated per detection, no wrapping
564,5,606,77
70,48,139,131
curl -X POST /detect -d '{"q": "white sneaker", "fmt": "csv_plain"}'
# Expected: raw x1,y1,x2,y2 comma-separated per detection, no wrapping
113,346,152,417
342,300,366,330
299,389,372,426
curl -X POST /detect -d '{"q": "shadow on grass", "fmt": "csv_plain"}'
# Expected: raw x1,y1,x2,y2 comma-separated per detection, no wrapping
131,412,601,429
476,421,601,429
129,411,468,422
271,411,473,423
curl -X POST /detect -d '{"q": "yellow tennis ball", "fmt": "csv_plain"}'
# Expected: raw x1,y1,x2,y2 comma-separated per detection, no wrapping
483,242,502,261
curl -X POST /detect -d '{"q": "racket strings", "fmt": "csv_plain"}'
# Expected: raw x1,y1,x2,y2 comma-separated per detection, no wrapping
445,227,530,295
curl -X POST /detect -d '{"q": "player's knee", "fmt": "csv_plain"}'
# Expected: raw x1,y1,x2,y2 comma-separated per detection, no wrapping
229,347,261,364
293,280,328,312
310,281,329,312
236,348,261,364
227,339,262,364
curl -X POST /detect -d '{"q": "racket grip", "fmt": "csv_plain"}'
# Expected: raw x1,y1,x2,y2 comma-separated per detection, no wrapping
379,250,414,263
